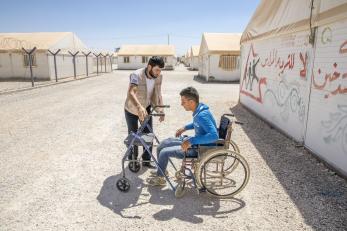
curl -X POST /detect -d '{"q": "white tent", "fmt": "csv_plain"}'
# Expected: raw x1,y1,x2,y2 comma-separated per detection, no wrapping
240,0,347,176
198,33,241,81
183,49,190,67
0,32,96,80
117,45,176,70
188,45,200,70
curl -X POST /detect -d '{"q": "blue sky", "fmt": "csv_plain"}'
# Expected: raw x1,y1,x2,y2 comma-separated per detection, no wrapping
0,0,260,55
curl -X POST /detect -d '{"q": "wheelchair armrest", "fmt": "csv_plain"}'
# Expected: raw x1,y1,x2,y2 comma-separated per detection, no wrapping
214,139,225,145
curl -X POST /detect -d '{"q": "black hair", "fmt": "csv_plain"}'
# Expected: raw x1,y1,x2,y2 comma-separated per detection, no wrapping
148,56,165,68
180,87,199,104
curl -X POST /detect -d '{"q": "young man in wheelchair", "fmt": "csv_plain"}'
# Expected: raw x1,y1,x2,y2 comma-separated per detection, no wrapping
147,87,219,186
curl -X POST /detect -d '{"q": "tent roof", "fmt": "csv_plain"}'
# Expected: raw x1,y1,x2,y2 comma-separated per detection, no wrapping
0,32,88,52
201,33,241,54
241,0,347,43
117,45,175,56
191,45,200,57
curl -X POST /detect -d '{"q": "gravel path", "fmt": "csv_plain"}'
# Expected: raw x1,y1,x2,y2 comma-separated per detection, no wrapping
0,65,346,230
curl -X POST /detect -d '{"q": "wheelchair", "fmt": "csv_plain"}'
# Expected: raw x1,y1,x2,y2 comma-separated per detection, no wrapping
116,108,250,199
174,114,250,198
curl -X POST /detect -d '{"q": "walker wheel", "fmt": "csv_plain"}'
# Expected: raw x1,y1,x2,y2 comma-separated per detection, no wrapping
128,161,141,173
116,177,130,192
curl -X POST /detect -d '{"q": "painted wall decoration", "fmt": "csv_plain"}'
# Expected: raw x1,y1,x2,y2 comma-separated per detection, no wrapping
240,31,311,141
240,44,267,103
304,19,347,175
263,78,306,123
321,104,347,154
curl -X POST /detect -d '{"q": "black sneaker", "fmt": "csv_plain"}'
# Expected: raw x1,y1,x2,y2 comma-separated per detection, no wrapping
142,161,156,169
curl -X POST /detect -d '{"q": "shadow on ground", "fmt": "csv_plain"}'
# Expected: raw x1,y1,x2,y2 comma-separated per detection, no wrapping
230,103,347,230
147,186,245,223
97,168,147,219
97,167,246,223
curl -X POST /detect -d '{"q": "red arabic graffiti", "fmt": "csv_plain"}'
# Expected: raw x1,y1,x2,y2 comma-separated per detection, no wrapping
261,49,309,79
299,52,308,79
313,62,347,98
340,40,347,54
240,44,267,103
261,49,277,67
261,49,295,76
278,53,295,75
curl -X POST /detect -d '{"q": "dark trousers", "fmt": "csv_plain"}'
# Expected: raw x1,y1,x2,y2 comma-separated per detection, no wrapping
125,106,152,160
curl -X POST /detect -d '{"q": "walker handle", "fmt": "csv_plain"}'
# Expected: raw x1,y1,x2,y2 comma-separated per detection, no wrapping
151,105,170,113
150,113,165,117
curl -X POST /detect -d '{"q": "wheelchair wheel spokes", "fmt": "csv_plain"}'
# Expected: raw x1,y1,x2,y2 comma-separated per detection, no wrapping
224,140,240,173
200,150,250,198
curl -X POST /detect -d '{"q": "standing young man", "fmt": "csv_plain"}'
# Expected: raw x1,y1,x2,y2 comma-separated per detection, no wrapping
124,56,165,168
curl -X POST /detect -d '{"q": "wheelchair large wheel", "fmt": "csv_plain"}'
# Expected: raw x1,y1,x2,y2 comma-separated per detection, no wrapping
229,140,240,153
224,140,240,173
116,177,130,192
198,150,250,198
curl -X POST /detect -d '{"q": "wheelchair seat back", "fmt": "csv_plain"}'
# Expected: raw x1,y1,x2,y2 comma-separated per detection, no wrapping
218,115,233,149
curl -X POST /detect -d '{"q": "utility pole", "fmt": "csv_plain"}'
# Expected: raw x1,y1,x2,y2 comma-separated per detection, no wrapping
167,34,170,45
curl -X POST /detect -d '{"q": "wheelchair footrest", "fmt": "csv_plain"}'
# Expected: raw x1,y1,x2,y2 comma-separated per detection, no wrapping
199,187,207,193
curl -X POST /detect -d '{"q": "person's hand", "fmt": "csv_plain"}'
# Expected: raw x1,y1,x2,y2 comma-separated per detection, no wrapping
175,127,186,137
159,115,165,122
181,140,191,152
137,105,147,122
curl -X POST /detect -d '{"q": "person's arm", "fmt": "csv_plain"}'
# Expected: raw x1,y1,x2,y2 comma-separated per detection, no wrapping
175,122,194,137
184,123,194,130
128,74,147,121
187,116,218,145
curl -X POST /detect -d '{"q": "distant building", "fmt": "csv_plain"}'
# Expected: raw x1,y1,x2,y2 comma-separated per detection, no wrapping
198,33,241,81
0,32,96,80
188,45,200,70
183,50,190,67
117,45,176,70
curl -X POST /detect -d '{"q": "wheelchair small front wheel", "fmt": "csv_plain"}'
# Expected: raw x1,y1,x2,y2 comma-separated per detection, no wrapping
175,181,186,198
175,170,184,180
116,177,130,192
128,161,141,173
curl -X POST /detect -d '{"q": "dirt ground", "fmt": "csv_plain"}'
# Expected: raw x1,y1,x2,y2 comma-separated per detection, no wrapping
0,65,346,230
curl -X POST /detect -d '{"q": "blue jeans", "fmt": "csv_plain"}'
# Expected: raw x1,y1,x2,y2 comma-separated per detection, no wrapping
156,137,198,176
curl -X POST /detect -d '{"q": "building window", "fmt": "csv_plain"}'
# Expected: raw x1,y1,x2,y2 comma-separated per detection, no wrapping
123,56,130,63
142,56,149,63
218,55,239,71
162,57,167,63
23,54,37,67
